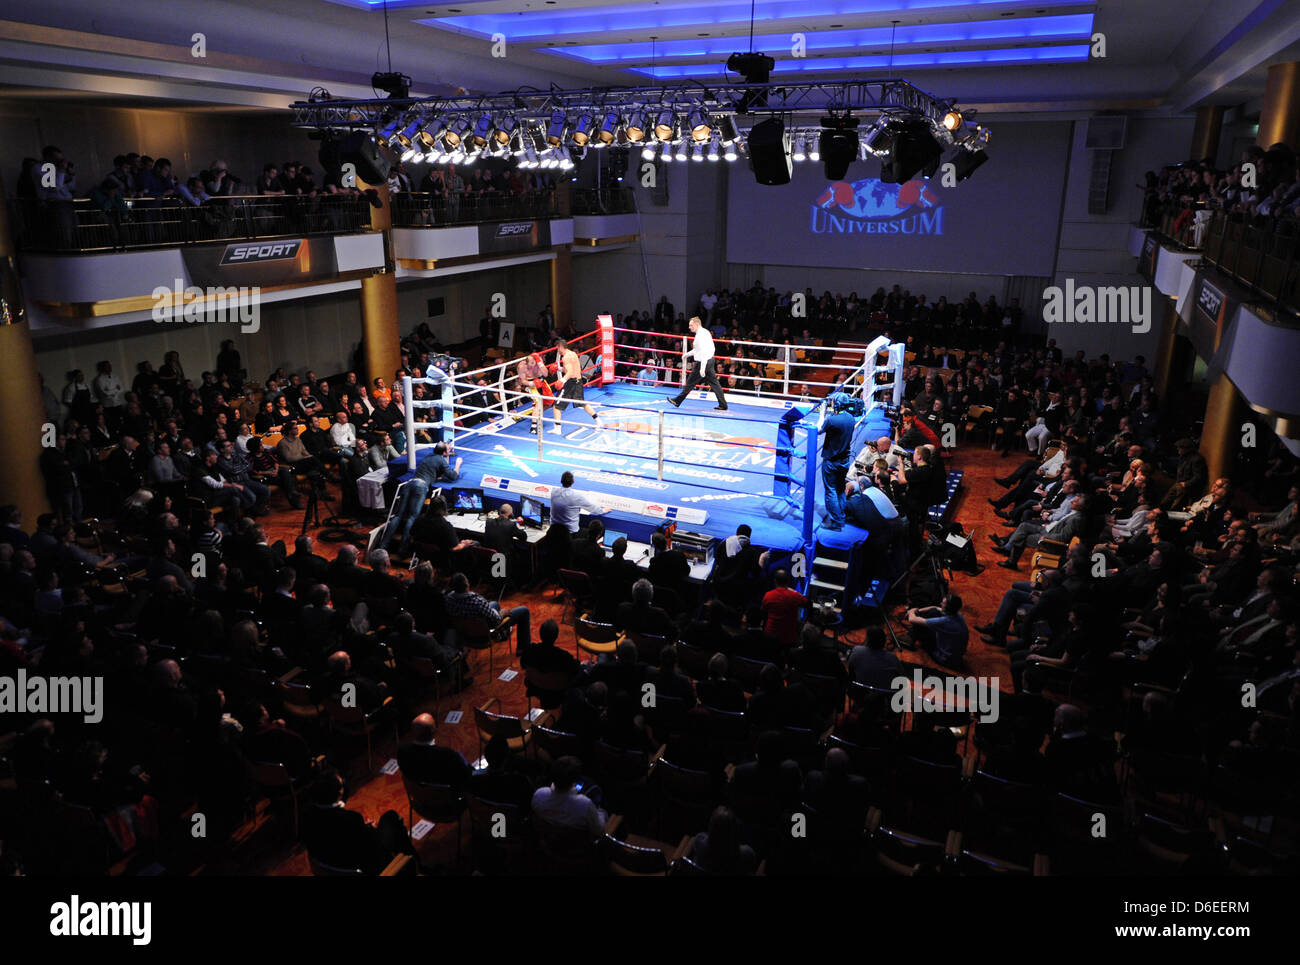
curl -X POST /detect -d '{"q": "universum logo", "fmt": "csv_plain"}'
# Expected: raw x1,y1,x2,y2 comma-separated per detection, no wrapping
49,895,151,945
810,177,944,236
1041,279,1151,333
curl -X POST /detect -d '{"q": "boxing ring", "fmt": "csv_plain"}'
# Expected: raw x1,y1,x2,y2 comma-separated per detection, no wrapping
401,318,905,553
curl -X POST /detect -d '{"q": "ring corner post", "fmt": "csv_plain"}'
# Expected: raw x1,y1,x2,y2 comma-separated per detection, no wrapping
404,375,416,472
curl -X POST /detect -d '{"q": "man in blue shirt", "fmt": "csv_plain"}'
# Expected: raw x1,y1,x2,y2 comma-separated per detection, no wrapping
381,443,462,554
820,394,858,531
550,471,608,533
905,593,969,669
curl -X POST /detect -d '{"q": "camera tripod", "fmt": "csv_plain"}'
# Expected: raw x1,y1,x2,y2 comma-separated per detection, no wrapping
300,474,344,535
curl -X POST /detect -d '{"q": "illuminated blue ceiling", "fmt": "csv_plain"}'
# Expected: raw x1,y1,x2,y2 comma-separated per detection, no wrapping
324,0,1098,81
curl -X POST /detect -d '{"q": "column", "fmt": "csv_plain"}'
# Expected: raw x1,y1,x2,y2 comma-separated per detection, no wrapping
1188,105,1224,163
359,177,401,390
1151,298,1180,402
1258,62,1300,150
550,244,573,333
0,176,52,524
1200,372,1246,484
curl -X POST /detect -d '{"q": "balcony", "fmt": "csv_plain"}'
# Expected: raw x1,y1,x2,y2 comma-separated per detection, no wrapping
390,190,558,227
9,194,372,253
1201,210,1300,317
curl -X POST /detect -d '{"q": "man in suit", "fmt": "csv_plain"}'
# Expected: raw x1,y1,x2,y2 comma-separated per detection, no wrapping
326,544,368,594
993,495,1089,569
302,768,411,874
484,502,528,578
388,612,460,674
286,534,329,587
570,519,607,581
397,713,472,790
646,531,690,590
847,626,902,688
260,566,301,627
614,579,675,638
712,524,767,608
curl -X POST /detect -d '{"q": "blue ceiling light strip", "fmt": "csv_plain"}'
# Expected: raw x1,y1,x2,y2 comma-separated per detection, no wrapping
553,14,1094,63
625,44,1093,77
418,0,1096,42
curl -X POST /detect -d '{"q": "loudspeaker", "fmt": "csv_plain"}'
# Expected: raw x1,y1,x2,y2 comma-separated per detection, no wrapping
333,131,394,185
746,118,792,186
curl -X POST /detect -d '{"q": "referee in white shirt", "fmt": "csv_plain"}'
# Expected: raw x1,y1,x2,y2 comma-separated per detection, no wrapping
669,316,728,410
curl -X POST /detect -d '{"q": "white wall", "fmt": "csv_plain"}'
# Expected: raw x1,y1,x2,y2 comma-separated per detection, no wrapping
32,260,554,400
1048,115,1195,362
0,100,321,192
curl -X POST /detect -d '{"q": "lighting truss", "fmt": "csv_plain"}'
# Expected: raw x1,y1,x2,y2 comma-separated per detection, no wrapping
292,78,988,171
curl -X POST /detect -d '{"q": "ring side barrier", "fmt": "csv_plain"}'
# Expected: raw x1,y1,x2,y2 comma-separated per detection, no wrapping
399,322,905,545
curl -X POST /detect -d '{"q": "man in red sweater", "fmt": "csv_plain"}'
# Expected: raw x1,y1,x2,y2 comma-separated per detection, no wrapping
761,569,809,648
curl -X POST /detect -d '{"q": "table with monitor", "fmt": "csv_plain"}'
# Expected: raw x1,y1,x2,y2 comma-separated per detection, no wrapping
442,485,714,583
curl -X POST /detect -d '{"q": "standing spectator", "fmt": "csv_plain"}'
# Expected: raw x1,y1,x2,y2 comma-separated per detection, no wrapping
761,569,808,648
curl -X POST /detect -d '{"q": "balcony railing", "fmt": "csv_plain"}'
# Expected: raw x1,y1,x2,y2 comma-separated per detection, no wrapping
572,187,636,216
389,190,557,227
9,194,372,253
1202,209,1300,316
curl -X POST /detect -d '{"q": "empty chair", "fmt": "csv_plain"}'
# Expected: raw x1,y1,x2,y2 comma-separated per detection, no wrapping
575,613,619,662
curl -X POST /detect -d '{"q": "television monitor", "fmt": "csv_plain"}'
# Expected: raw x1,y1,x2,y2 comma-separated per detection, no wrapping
519,495,546,525
450,487,484,513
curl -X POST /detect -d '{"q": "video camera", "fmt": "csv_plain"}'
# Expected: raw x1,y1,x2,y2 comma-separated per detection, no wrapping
830,393,865,417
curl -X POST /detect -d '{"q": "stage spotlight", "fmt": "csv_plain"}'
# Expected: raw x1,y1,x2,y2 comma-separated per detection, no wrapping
746,117,791,185
469,113,493,148
389,119,421,159
792,136,806,162
707,133,720,161
688,108,712,142
880,118,942,183
443,117,469,148
719,116,741,145
653,109,676,141
942,109,963,132
641,143,657,161
412,126,440,161
951,146,989,181
660,141,673,163
809,135,820,162
493,115,518,147
559,151,575,171
674,140,689,161
596,110,620,146
570,112,595,147
724,136,738,161
691,143,704,162
508,128,527,157
545,110,567,147
625,110,647,142
821,130,859,180
863,117,897,156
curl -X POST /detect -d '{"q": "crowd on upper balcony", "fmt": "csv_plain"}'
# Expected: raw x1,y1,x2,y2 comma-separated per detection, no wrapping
1142,140,1300,231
